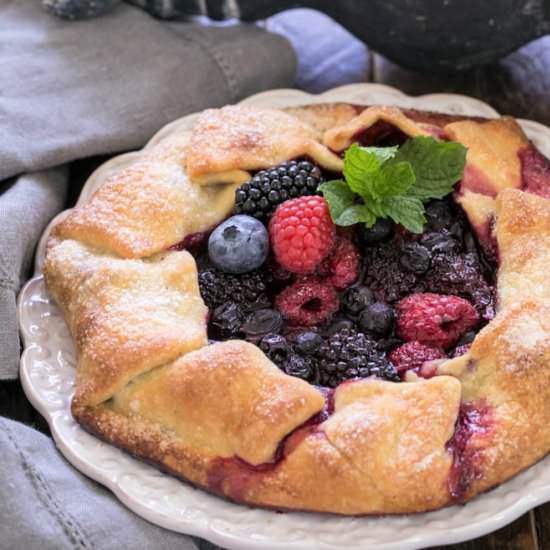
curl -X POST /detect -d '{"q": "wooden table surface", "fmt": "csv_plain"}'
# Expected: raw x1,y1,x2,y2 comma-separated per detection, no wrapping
2,33,550,550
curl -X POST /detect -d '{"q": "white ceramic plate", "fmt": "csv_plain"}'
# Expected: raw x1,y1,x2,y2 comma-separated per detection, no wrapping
18,84,550,550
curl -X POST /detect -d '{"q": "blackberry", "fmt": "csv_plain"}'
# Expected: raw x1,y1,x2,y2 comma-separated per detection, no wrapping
199,268,270,311
315,328,399,388
233,160,323,222
362,241,424,303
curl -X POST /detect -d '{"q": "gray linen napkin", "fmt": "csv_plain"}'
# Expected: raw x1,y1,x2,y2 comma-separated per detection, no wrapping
0,2,294,546
0,0,296,380
0,0,295,183
0,416,200,550
0,170,68,381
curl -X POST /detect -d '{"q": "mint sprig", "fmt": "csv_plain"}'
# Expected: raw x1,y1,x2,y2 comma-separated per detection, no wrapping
319,137,466,234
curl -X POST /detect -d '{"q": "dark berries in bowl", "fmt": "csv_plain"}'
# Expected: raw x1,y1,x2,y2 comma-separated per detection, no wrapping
208,215,268,274
234,160,323,222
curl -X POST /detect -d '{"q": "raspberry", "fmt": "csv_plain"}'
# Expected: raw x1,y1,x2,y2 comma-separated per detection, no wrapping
276,279,338,326
389,341,446,375
269,196,335,274
397,293,479,350
319,236,360,289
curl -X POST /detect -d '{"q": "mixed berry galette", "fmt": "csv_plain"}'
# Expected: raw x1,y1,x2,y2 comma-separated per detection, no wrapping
43,102,550,514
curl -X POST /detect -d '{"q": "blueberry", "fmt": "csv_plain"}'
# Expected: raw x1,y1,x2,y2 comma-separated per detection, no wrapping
260,334,291,364
242,309,282,340
208,215,268,274
284,354,316,382
425,200,453,230
358,219,394,245
358,302,394,336
210,302,244,338
420,232,458,255
400,243,431,274
342,286,374,317
42,0,119,19
295,331,323,355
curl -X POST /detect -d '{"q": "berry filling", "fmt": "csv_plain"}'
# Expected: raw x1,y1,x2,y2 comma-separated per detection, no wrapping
276,279,339,327
446,401,494,501
180,150,495,391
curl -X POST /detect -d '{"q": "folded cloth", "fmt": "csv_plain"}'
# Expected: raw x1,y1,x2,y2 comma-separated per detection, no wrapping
0,170,68,380
0,0,296,182
0,0,296,381
0,416,200,550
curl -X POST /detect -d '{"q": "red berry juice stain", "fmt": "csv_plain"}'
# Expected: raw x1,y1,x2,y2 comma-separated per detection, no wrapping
446,400,494,501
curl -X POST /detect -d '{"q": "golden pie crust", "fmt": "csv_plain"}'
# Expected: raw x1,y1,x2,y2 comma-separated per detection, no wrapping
43,101,550,515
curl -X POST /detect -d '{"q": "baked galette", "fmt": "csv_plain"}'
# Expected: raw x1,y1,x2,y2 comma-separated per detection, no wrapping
43,100,550,515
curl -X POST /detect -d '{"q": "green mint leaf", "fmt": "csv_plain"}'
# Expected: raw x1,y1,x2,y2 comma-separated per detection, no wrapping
381,195,426,233
342,144,384,199
394,136,467,200
371,161,415,200
336,204,376,227
319,180,355,221
361,145,399,163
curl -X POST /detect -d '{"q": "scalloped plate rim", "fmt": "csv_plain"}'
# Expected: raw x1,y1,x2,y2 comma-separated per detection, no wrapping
18,83,550,550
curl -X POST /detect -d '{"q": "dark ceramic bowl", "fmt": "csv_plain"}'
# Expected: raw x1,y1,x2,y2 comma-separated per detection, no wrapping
132,0,550,72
